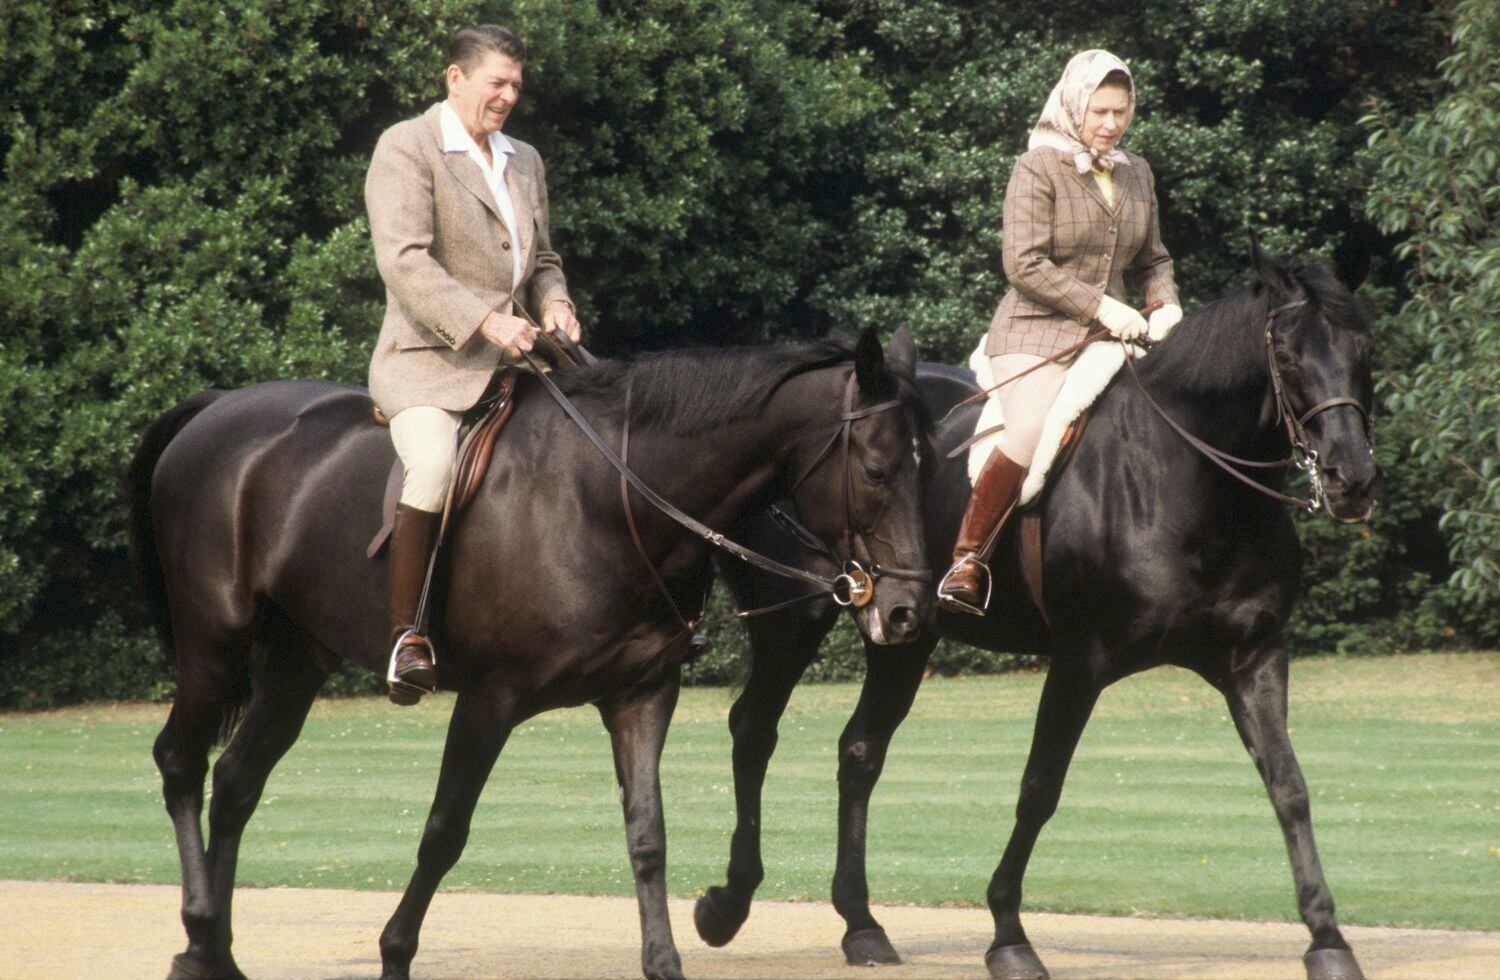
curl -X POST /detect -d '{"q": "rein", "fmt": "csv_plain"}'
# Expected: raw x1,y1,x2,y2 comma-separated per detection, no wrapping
518,347,928,621
1124,298,1372,513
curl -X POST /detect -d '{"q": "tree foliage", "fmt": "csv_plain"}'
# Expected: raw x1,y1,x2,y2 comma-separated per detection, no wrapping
1364,0,1500,633
0,0,1486,705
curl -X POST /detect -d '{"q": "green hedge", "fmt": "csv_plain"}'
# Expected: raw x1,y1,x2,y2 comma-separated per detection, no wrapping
0,0,1491,707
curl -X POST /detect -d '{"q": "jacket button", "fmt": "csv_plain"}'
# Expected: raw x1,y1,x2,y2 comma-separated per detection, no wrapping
501,240,511,250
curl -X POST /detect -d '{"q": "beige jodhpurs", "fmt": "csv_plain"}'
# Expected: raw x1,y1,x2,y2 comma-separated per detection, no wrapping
989,353,1071,468
388,406,463,513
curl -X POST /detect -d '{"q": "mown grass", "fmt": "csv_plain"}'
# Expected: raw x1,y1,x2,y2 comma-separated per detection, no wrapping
2,653,1496,930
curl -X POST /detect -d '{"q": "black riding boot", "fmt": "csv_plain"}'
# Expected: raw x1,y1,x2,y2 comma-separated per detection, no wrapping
936,448,1028,615
388,503,440,705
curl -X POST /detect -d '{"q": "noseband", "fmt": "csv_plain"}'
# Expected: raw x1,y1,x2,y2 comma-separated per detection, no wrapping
1126,298,1374,515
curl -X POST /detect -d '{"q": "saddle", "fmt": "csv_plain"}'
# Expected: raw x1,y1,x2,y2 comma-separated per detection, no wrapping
366,371,519,559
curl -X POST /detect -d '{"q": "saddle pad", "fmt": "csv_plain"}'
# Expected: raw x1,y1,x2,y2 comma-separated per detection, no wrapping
967,313,1182,504
366,373,518,558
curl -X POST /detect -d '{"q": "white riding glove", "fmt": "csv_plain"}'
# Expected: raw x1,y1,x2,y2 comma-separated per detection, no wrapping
1095,294,1147,342
1148,303,1183,341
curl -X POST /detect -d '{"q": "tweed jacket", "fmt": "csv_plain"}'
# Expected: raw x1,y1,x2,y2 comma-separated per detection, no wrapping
366,103,571,417
986,147,1178,358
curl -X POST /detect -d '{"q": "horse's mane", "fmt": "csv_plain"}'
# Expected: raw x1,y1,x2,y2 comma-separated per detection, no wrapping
551,337,928,437
1138,257,1369,396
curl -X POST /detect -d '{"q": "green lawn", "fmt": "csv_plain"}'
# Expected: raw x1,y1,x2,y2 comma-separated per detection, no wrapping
2,653,1496,931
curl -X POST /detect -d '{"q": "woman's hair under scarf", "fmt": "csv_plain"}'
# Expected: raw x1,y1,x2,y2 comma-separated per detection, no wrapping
1028,49,1135,174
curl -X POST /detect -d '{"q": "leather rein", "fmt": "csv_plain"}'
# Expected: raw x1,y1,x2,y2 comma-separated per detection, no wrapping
518,343,930,636
1122,298,1373,513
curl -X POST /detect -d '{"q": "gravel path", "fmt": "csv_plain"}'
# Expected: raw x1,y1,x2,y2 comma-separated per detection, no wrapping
5,880,1497,978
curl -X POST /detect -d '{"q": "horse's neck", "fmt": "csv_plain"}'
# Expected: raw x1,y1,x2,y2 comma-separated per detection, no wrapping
1135,311,1286,459
633,377,828,533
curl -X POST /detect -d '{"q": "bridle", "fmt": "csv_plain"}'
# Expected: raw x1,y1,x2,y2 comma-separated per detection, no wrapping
520,348,930,644
1124,297,1374,515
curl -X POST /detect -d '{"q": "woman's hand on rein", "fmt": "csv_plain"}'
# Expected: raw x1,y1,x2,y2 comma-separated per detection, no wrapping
1095,294,1148,342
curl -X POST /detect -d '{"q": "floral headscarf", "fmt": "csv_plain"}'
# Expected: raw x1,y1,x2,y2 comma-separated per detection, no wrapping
1028,49,1135,174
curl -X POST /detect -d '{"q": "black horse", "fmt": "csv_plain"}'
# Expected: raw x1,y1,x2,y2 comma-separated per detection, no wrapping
693,243,1378,980
130,329,932,980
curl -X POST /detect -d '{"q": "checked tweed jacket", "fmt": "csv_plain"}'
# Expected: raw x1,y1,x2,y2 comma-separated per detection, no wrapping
986,147,1178,358
366,103,571,417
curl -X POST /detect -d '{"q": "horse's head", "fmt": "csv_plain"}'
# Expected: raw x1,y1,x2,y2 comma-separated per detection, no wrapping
786,326,932,644
1250,235,1380,522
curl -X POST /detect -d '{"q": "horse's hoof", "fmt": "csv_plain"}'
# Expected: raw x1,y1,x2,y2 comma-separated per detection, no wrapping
843,926,901,966
1304,947,1365,980
986,942,1049,980
694,886,747,947
644,952,686,980
168,952,246,980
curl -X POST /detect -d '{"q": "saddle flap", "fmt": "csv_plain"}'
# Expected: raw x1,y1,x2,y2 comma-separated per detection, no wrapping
367,372,519,559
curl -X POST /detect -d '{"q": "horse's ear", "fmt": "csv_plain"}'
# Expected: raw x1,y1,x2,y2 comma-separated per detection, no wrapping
885,325,918,383
1249,229,1296,296
1335,225,1373,292
854,327,884,396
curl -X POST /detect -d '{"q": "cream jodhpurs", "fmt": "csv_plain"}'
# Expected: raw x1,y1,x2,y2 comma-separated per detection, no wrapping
988,354,1071,468
388,406,463,513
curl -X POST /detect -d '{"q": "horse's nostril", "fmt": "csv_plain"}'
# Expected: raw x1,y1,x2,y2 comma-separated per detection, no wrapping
888,604,918,634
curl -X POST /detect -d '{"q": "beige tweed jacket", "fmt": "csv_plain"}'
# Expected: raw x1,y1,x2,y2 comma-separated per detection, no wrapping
366,104,571,417
986,147,1178,358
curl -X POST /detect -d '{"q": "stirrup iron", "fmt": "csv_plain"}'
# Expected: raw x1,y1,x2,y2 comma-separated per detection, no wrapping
936,554,992,616
386,629,438,697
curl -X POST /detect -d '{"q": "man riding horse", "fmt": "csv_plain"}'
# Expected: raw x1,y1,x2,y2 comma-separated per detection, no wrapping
366,24,581,704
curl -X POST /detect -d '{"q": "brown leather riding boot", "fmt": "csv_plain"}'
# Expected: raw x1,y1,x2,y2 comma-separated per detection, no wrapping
387,503,441,705
937,448,1028,615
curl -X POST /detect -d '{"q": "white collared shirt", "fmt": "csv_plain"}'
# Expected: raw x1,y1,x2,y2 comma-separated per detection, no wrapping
440,101,522,290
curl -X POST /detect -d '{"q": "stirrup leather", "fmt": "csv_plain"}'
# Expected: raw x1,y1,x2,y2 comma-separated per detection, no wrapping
386,629,438,696
936,554,993,616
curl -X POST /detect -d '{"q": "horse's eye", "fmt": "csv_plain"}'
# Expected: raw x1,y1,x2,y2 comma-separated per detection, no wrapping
862,462,887,485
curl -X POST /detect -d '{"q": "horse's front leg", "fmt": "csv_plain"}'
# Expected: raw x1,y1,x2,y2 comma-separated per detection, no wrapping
986,657,1100,980
1211,641,1364,980
379,687,516,980
832,633,936,966
695,605,835,948
600,668,685,980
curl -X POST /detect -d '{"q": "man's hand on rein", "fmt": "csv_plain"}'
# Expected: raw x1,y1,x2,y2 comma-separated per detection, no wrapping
542,299,582,344
480,310,538,360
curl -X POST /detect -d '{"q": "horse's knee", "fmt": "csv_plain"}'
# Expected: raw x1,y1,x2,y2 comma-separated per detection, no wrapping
625,833,666,878
415,814,471,872
838,739,885,787
1014,774,1060,825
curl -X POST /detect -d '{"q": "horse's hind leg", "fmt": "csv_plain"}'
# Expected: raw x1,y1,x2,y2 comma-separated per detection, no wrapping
153,620,255,979
985,658,1100,980
695,607,834,948
201,612,329,962
1210,641,1364,980
601,672,685,980
380,687,516,980
832,633,936,967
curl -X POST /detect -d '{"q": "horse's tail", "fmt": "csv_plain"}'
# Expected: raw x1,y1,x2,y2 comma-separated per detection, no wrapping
128,390,241,737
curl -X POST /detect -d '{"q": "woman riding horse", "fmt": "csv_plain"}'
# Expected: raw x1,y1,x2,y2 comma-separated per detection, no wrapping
938,49,1182,613
367,24,582,703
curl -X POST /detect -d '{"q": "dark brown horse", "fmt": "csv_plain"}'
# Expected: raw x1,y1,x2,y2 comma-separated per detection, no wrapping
694,244,1378,980
130,329,931,980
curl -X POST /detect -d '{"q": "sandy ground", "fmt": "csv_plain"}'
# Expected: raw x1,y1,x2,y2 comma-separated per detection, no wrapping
3,880,1497,979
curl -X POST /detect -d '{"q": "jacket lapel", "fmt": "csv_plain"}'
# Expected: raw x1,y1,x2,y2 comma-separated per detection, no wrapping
1070,165,1126,217
505,154,535,261
425,105,504,224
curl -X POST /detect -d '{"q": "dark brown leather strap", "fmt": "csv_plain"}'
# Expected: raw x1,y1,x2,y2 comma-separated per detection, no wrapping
620,383,696,632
